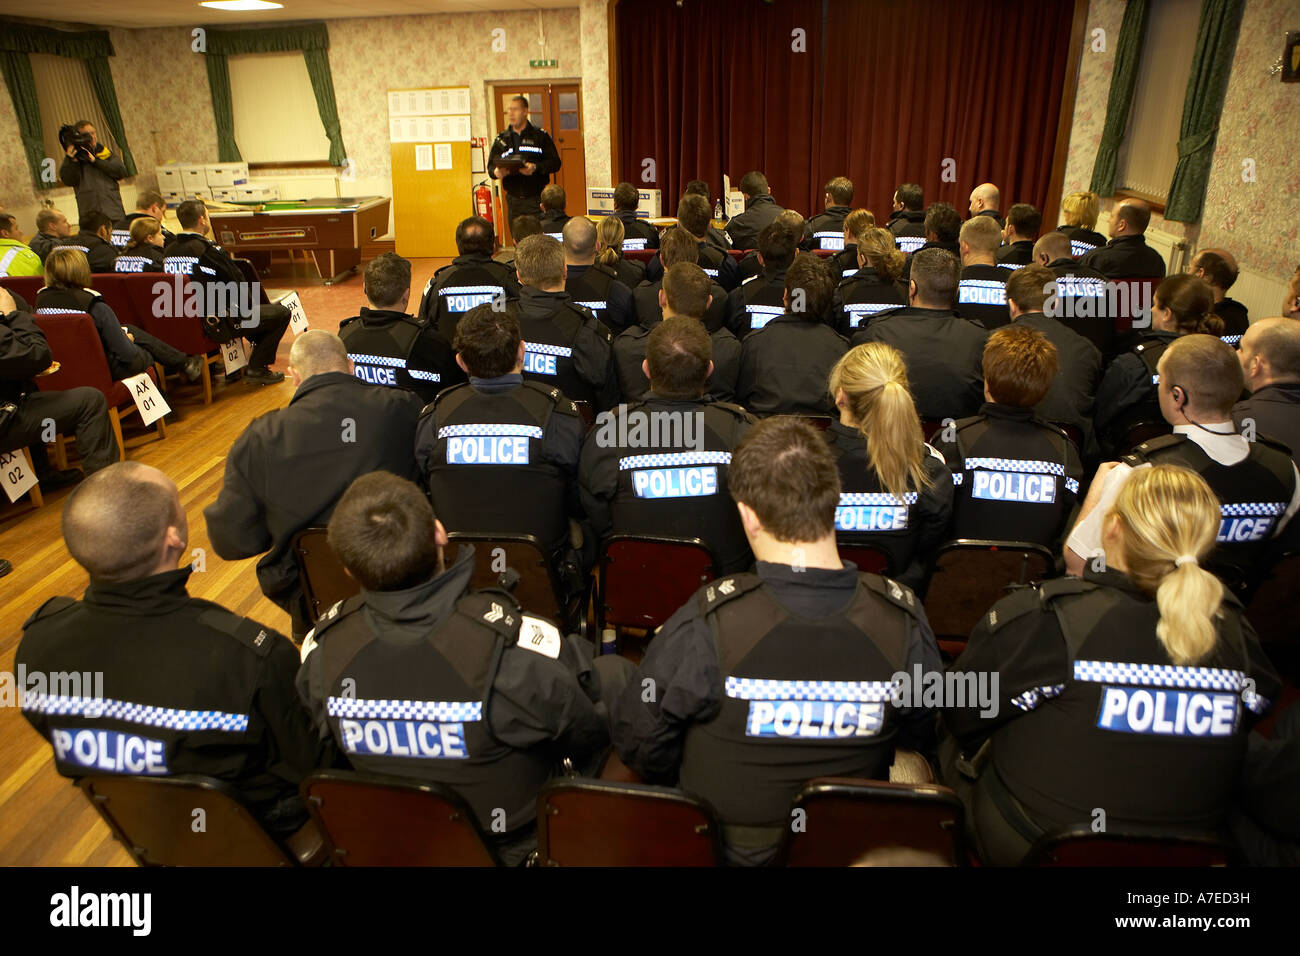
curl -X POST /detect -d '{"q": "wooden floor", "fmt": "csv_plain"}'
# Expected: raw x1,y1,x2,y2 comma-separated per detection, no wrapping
0,257,450,866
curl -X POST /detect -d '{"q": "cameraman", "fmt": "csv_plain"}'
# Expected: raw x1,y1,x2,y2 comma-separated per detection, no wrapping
59,121,126,223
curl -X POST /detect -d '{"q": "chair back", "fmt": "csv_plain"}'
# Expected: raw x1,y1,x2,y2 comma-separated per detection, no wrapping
122,273,218,354
31,312,145,408
598,535,715,630
923,540,1056,648
291,527,360,623
837,542,894,576
0,275,44,305
1023,826,1232,866
446,533,577,630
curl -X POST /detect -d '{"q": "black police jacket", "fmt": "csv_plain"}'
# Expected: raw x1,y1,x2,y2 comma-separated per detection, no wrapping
338,307,464,404
724,194,784,252
1046,257,1116,358
516,286,618,410
417,253,520,339
726,266,787,338
613,317,741,404
114,244,166,273
565,262,634,331
956,263,1011,330
643,239,740,290
163,231,243,285
995,240,1034,268
29,231,61,262
632,277,728,333
802,205,851,251
19,566,322,830
487,121,562,198
1214,298,1249,345
613,209,661,250
539,209,570,238
1233,383,1300,468
888,209,926,239
59,231,118,273
1056,224,1107,257
736,313,848,416
34,285,150,381
1080,234,1166,279
204,371,422,607
1093,331,1179,452
0,307,52,405
606,254,645,288
829,243,860,281
1013,312,1103,455
832,266,908,336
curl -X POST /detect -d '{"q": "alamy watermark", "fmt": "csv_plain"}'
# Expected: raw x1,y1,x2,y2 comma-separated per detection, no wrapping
151,272,262,329
592,403,705,452
1043,278,1152,329
1,665,104,706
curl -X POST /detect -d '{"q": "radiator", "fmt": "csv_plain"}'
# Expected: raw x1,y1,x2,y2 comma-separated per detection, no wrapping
1146,228,1189,274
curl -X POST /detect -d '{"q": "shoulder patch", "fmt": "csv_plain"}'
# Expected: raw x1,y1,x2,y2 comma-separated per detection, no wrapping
23,596,77,630
457,590,523,640
516,615,562,659
338,315,358,330
1129,433,1183,462
196,606,281,656
977,584,1046,633
698,573,763,614
862,574,921,617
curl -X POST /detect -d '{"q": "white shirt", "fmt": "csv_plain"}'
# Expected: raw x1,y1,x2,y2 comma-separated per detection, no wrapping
1066,422,1300,561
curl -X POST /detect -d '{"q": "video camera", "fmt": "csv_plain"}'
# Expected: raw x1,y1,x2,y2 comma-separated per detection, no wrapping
58,124,95,161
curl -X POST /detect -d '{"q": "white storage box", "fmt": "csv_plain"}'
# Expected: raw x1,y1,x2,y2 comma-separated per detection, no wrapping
205,162,250,188
157,166,184,190
233,184,280,201
586,187,662,218
180,167,209,192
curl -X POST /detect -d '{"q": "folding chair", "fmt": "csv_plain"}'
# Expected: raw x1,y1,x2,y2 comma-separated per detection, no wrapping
536,779,724,866
775,777,966,867
837,541,894,576
923,540,1056,654
1022,825,1232,867
119,273,223,404
799,414,834,430
290,527,360,624
77,774,313,866
446,532,588,637
597,534,716,631
300,770,501,866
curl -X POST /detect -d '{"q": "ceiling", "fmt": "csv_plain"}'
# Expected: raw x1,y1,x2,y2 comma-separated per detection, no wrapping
3,0,579,29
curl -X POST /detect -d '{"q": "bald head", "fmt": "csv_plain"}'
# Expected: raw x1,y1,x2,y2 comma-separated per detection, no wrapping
1033,231,1072,265
562,216,597,264
1109,197,1151,238
63,462,186,582
1240,317,1300,391
969,183,1000,216
289,329,350,382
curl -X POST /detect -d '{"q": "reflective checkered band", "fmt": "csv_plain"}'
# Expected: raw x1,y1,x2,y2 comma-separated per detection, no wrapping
65,245,90,253
619,451,732,470
702,268,719,277
544,232,563,240
839,491,919,506
1070,240,1097,257
349,353,406,368
438,423,543,439
897,237,925,253
747,304,785,314
1220,502,1287,517
23,693,249,732
622,239,648,251
725,677,898,702
842,268,858,278
438,285,502,297
843,301,897,315
1221,335,1242,346
35,308,84,314
576,301,606,312
527,342,573,357
964,458,1066,476
519,145,544,153
997,261,1021,270
407,369,441,381
1066,477,1080,495
327,697,483,722
952,473,964,486
1010,684,1065,712
1074,660,1245,692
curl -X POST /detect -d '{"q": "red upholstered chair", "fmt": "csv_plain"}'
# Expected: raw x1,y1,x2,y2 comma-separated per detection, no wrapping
922,539,1056,655
1022,826,1232,866
597,535,716,632
622,249,655,264
727,249,747,261
1110,277,1160,339
0,275,44,306
32,312,165,461
837,542,893,575
117,273,223,404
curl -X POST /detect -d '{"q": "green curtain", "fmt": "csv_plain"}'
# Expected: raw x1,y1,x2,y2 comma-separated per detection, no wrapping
0,22,114,58
1089,0,1150,196
85,56,136,176
1163,0,1245,222
204,54,242,162
0,51,49,190
202,23,347,166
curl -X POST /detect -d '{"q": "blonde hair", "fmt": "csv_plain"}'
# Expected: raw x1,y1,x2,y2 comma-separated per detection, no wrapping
828,342,932,503
1061,191,1100,230
1106,465,1224,665
843,208,875,238
125,216,161,252
44,246,92,289
855,226,906,282
596,216,624,268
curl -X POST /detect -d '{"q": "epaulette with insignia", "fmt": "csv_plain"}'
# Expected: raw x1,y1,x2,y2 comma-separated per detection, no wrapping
1127,433,1183,463
862,574,921,618
23,596,77,630
698,573,763,614
977,584,1046,633
308,595,365,642
457,590,523,639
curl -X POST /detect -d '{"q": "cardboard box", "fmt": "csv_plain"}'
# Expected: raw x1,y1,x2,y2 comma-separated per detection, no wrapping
233,184,280,201
180,167,208,192
163,190,185,206
205,162,250,188
211,187,237,202
157,166,184,190
586,187,661,218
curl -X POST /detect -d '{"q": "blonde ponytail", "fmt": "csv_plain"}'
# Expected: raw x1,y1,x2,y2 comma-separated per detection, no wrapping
596,216,624,268
828,343,932,504
856,226,906,282
1107,465,1224,665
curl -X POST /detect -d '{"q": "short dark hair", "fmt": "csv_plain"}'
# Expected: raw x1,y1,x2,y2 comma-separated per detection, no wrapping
36,208,63,231
738,171,769,198
511,215,542,240
1192,250,1237,291
757,221,798,270
1006,203,1042,239
453,301,521,378
676,194,712,238
540,184,566,211
909,248,960,307
1116,199,1152,234
661,262,712,319
728,417,840,542
74,119,93,131
135,189,164,211
62,462,181,582
785,251,834,320
824,177,853,206
328,472,440,592
684,180,711,198
79,210,113,235
1005,264,1054,313
455,216,495,257
511,95,529,108
983,324,1058,407
896,183,923,210
0,213,16,233
1160,334,1244,416
176,199,206,229
659,226,700,268
924,202,961,243
363,252,411,309
646,316,711,399
613,182,640,210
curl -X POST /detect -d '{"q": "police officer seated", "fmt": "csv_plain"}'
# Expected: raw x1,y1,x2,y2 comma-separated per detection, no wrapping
1189,248,1249,345
494,215,541,268
512,233,618,411
118,189,174,246
932,325,1084,552
36,247,203,385
296,471,613,866
611,181,660,251
832,226,908,335
414,301,588,577
1079,197,1167,280
645,194,740,289
942,465,1280,865
683,179,730,252
727,220,798,338
828,342,953,588
723,170,784,252
582,316,755,573
609,417,943,866
1233,318,1300,467
338,252,463,404
205,330,423,638
1230,703,1300,866
164,199,291,386
114,217,166,273
736,252,847,416
563,216,634,332
418,215,520,339
595,216,646,288
900,202,962,283
616,260,741,403
1055,190,1107,257
736,209,804,284
967,182,1004,228
829,208,875,280
1032,231,1114,358
1094,275,1224,457
30,208,72,262
19,462,321,837
853,248,989,421
887,182,927,251
59,210,119,273
1067,335,1300,589
956,215,1011,330
1005,264,1103,457
631,225,730,335
538,184,571,240
0,214,43,277
995,203,1039,269
802,176,854,251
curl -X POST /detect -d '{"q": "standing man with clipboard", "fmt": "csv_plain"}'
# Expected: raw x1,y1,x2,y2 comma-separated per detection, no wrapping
489,95,562,230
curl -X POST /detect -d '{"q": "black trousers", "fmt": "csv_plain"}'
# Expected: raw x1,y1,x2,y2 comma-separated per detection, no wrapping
505,194,543,231
242,302,291,369
116,325,188,378
2,387,119,473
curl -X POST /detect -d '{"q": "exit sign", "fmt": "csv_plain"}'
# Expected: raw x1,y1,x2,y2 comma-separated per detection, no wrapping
530,58,558,68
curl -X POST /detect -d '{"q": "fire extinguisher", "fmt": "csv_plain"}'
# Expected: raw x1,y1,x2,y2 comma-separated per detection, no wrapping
474,180,494,224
